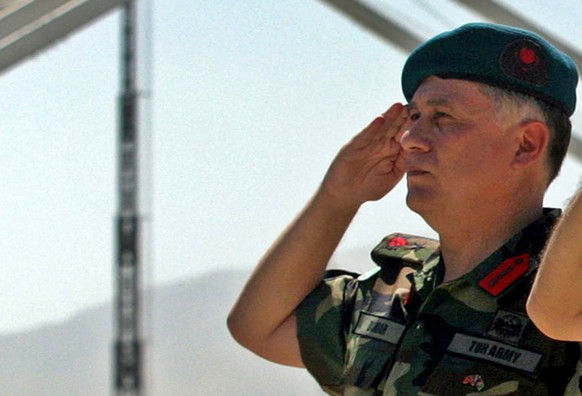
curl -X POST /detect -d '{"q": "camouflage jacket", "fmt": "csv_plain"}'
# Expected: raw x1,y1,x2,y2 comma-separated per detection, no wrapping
296,209,582,395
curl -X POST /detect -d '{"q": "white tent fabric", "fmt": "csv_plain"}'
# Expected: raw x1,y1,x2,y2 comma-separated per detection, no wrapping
0,0,125,73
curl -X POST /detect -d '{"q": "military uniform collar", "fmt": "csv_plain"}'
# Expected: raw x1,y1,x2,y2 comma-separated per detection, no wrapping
470,208,560,297
415,208,560,299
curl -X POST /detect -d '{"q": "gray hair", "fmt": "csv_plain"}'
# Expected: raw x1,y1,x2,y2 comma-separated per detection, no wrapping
479,84,571,185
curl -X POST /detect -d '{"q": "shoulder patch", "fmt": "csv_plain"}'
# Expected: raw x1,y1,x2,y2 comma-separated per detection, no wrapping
371,233,440,269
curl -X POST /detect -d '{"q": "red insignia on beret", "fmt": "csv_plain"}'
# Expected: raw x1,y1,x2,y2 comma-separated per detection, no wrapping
519,47,536,64
500,39,549,86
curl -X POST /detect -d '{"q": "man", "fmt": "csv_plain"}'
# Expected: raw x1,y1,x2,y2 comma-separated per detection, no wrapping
528,189,582,341
228,23,580,394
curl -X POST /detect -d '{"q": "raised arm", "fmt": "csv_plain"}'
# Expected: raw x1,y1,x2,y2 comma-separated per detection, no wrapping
527,187,582,340
227,103,410,366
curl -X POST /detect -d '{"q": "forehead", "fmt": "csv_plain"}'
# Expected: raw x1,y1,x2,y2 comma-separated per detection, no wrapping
409,77,494,110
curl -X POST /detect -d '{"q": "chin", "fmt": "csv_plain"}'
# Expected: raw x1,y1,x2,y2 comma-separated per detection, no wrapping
406,191,440,222
406,190,430,212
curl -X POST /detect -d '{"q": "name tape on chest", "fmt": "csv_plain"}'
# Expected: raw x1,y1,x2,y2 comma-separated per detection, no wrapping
447,333,542,373
354,312,405,344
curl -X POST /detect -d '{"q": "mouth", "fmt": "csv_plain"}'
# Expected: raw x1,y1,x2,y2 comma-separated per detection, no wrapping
406,167,429,177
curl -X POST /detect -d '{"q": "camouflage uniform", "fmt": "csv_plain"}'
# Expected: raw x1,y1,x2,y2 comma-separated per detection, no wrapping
297,209,582,395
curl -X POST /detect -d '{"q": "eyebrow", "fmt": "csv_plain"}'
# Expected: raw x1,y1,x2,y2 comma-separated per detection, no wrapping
408,98,452,110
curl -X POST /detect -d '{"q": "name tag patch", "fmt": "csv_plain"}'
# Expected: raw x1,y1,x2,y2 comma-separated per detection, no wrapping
354,312,405,344
447,333,542,373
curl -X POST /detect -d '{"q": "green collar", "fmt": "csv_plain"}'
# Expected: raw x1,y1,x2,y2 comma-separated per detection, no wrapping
372,208,561,300
413,208,561,300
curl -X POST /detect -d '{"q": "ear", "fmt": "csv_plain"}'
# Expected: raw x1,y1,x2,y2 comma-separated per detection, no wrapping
512,120,549,168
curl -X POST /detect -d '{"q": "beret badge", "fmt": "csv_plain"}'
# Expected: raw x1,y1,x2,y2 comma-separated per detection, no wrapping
500,39,549,86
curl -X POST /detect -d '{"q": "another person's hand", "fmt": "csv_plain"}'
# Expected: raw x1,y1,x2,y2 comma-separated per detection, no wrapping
321,103,410,207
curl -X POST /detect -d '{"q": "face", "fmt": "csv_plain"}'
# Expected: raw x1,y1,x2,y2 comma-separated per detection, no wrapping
400,77,520,226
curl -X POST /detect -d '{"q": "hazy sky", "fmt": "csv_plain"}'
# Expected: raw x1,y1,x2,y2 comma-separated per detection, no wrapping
1,0,581,334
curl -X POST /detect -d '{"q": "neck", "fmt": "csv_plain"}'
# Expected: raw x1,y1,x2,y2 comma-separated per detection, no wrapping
435,200,543,283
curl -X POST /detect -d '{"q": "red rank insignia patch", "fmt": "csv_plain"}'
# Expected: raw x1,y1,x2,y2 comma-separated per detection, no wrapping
479,254,530,296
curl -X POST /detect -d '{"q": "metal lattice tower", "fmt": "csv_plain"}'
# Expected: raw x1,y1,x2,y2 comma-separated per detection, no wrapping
114,0,144,394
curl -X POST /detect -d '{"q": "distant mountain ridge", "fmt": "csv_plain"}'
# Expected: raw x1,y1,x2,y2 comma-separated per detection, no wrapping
0,269,324,396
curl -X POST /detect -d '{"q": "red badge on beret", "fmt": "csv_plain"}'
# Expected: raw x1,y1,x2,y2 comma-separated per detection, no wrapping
500,39,549,86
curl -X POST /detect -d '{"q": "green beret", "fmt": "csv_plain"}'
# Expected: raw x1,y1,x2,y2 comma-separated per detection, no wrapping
402,23,579,116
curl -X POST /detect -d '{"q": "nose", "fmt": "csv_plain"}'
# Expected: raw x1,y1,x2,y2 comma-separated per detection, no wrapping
400,119,431,153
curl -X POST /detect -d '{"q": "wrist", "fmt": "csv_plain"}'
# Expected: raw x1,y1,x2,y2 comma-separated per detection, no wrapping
313,185,362,218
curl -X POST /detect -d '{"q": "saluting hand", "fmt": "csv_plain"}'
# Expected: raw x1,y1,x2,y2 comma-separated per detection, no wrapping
321,103,410,207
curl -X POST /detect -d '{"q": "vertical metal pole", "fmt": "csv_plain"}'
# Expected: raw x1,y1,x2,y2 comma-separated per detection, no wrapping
115,0,143,395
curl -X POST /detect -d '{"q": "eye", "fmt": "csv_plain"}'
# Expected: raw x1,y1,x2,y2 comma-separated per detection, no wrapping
434,111,449,119
410,112,420,121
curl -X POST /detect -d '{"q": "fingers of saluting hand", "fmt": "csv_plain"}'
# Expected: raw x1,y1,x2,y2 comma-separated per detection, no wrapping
352,103,409,151
322,103,410,205
380,102,410,140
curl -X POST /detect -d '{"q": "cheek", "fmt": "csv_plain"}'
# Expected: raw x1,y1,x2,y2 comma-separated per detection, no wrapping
441,139,511,186
480,137,516,169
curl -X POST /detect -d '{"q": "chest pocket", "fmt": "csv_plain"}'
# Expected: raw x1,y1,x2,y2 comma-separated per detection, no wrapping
417,286,580,395
419,337,579,395
419,331,542,395
341,273,410,390
343,312,404,389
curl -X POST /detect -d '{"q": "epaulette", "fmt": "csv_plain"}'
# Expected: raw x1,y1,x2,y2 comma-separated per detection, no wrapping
371,233,440,270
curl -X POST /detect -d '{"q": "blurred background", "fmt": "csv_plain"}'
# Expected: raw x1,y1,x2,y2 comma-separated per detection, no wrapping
0,1,581,394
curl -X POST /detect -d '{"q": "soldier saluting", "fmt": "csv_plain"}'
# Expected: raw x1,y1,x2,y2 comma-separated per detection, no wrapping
229,23,581,395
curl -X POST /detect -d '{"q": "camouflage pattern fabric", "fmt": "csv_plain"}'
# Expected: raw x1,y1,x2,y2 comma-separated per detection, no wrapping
297,209,582,395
